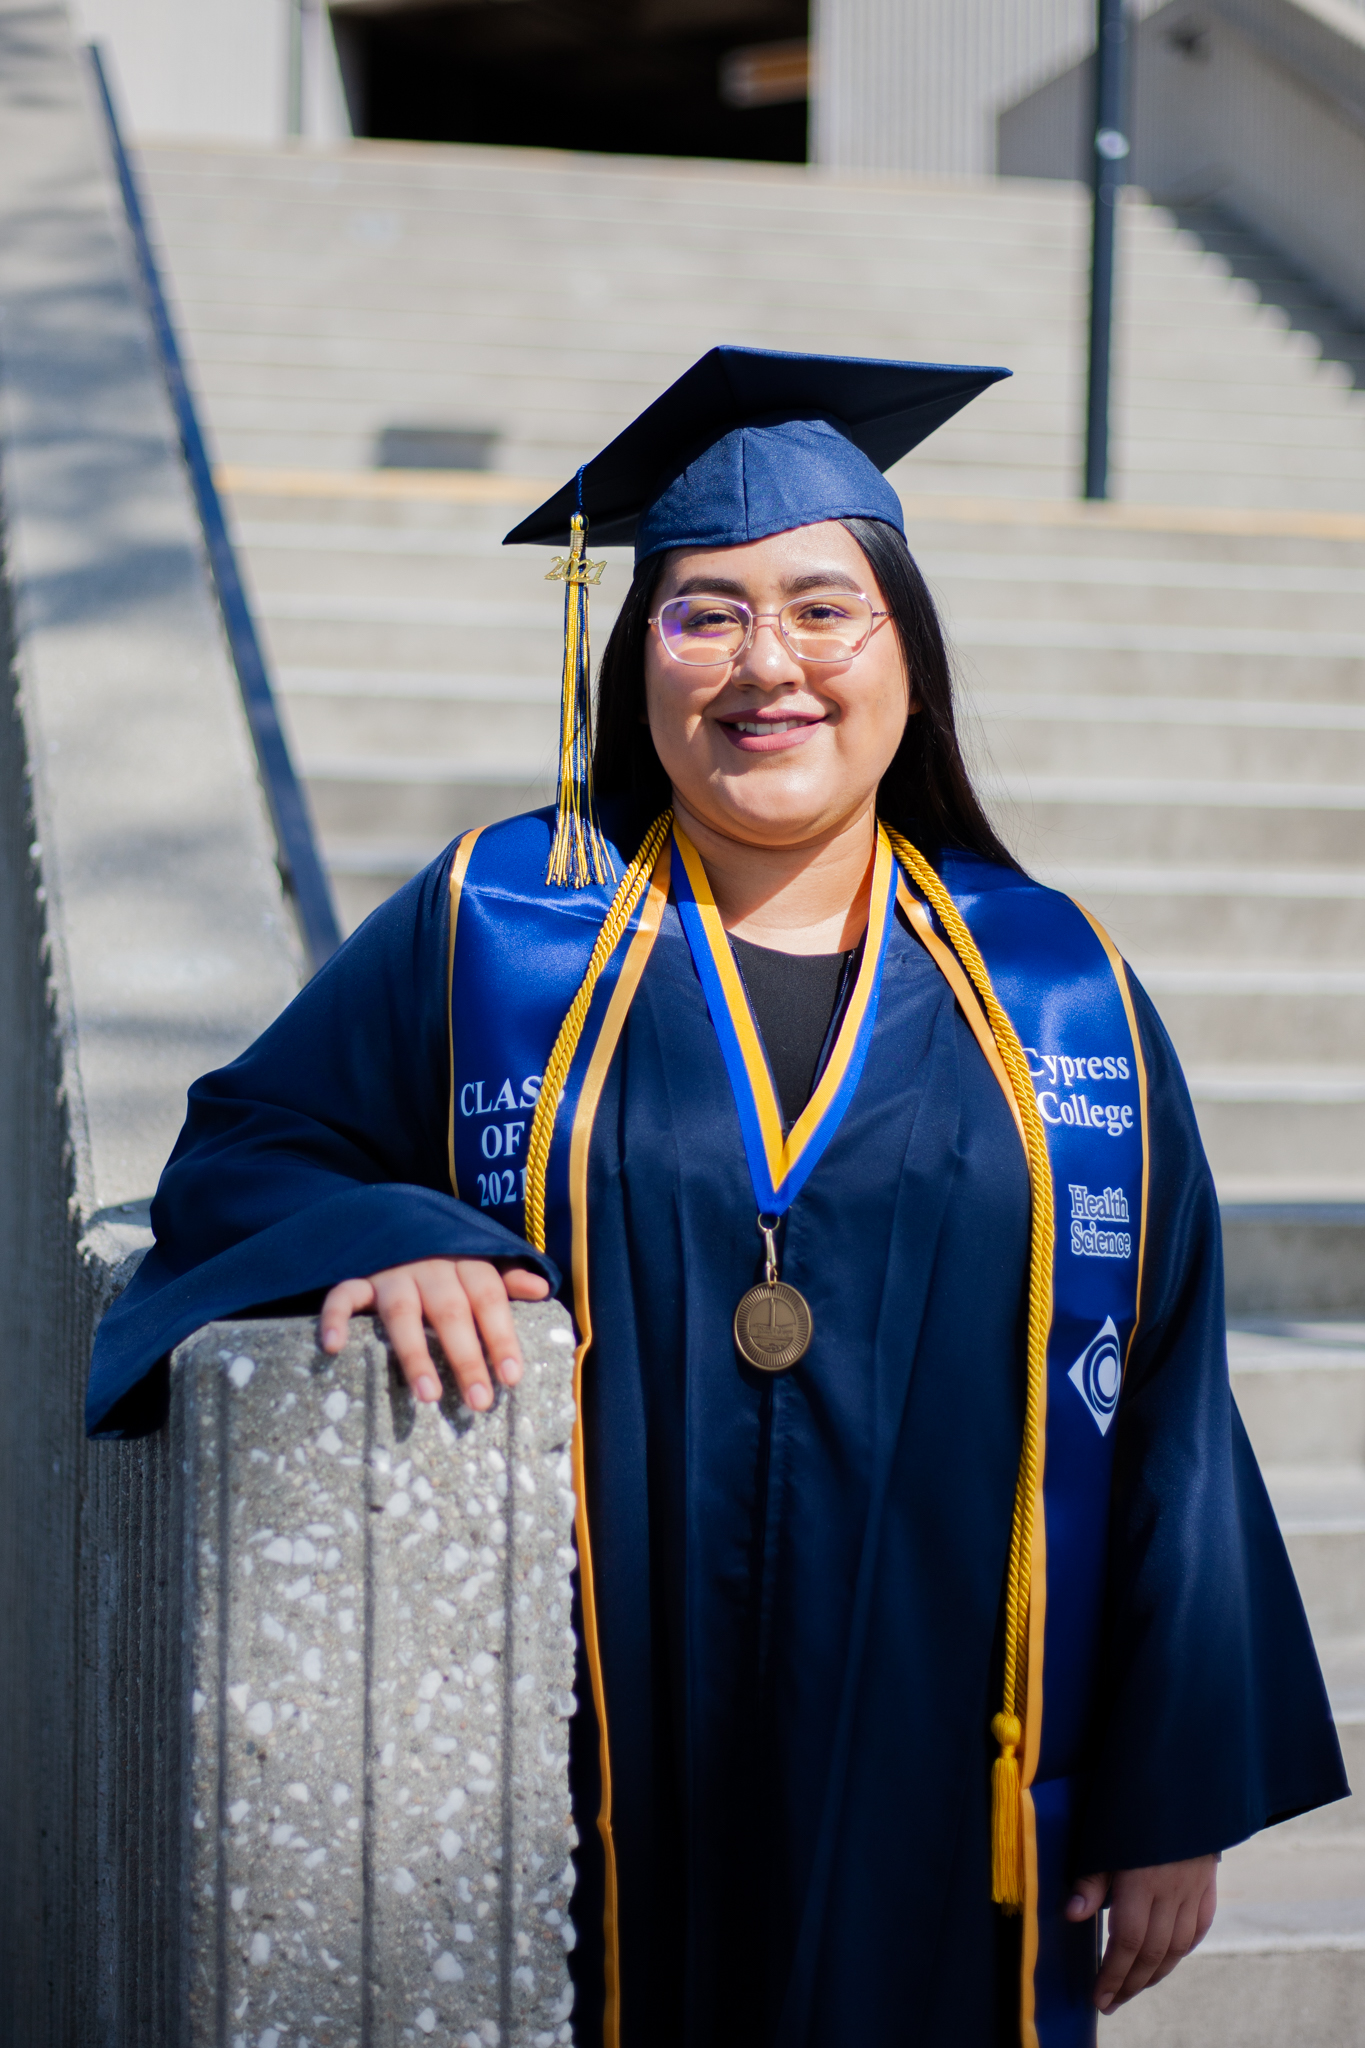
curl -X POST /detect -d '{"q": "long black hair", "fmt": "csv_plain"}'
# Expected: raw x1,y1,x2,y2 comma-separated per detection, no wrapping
591,515,1016,868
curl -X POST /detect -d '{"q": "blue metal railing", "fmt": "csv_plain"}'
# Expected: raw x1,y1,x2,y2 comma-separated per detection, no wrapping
87,45,342,973
1084,0,1129,501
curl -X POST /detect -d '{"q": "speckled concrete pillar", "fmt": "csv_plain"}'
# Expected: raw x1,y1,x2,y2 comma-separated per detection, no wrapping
172,1304,579,2048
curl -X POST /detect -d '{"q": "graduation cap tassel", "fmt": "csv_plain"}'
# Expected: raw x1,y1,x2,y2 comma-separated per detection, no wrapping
883,826,1053,1920
544,509,616,890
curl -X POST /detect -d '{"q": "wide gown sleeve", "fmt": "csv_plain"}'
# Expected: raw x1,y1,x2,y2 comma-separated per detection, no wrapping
1073,974,1348,1872
86,848,557,1439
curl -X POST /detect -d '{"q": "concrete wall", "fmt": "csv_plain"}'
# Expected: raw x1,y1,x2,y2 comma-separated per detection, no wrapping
0,3,297,2035
810,0,1168,176
1139,0,1365,321
70,0,352,142
997,0,1365,322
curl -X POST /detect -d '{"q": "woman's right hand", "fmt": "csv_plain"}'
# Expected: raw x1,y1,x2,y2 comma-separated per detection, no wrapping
319,1257,551,1412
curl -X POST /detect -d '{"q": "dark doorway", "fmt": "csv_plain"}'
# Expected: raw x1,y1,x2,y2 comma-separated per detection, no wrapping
332,0,810,164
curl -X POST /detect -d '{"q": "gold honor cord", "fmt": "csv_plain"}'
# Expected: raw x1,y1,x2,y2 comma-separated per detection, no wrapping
885,826,1055,1913
523,810,674,1253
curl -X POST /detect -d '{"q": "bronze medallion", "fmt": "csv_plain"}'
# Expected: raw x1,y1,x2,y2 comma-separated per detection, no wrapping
734,1280,813,1373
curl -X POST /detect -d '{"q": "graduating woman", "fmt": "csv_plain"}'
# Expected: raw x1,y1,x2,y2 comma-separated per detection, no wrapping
89,348,1346,2048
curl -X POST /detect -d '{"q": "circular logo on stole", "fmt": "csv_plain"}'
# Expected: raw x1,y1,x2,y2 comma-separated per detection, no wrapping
734,1281,813,1373
1067,1315,1123,1435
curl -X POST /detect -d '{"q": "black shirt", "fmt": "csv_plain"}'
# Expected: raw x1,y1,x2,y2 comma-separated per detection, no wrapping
729,934,860,1127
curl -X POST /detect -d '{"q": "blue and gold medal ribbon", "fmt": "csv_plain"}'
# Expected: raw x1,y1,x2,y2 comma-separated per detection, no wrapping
671,821,899,1216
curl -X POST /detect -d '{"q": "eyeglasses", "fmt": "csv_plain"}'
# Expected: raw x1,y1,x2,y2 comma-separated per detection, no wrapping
650,590,888,667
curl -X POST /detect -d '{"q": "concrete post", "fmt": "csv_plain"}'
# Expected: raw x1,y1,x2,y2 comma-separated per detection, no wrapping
169,1306,580,2048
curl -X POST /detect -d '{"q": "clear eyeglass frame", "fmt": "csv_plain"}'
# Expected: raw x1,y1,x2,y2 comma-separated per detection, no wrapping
649,589,889,667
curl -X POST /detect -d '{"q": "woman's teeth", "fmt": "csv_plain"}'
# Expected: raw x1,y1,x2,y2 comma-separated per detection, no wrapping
730,717,811,735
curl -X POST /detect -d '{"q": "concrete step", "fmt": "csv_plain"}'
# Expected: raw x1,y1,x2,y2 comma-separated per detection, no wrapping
927,546,1365,599
1039,869,1365,966
1003,793,1365,869
963,646,1365,699
979,714,1365,787
256,601,565,671
1193,1106,1365,1203
1265,1469,1365,1641
1136,979,1365,1064
281,693,558,772
1106,1946,1365,2048
1231,1323,1365,1466
908,517,1365,568
948,581,1365,631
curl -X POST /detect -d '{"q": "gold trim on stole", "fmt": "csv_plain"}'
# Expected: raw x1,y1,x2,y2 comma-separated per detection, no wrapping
1073,903,1152,1372
445,828,483,1199
565,840,672,2048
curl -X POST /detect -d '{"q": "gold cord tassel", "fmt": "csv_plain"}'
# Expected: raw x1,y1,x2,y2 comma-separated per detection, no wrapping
990,1713,1024,1910
884,827,1055,1918
544,513,616,890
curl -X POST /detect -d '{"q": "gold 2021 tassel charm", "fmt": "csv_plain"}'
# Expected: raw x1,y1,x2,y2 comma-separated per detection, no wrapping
544,512,615,889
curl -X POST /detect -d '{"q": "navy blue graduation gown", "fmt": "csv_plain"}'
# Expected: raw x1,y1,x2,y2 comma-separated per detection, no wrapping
88,840,1347,2048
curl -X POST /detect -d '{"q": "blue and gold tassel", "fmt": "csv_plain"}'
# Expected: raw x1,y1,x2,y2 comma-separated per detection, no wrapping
543,493,615,889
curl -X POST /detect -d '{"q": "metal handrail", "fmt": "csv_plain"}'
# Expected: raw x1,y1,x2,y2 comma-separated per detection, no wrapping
1084,0,1128,502
87,44,342,973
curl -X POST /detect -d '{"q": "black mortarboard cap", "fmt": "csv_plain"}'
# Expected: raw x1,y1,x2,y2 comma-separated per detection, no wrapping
504,345,1010,560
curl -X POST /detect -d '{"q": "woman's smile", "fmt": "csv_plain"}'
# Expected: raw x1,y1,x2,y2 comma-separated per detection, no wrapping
717,707,827,750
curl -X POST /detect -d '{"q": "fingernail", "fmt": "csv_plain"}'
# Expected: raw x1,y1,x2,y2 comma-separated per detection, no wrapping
1066,1894,1085,1916
500,1358,522,1385
467,1383,492,1412
320,1331,338,1352
1096,1995,1113,2013
416,1376,440,1403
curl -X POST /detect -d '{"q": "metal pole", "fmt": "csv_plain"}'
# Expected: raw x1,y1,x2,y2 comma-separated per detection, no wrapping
1084,0,1129,500
287,0,305,138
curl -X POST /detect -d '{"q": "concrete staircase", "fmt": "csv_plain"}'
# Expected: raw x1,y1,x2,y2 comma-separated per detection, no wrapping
128,135,1365,2037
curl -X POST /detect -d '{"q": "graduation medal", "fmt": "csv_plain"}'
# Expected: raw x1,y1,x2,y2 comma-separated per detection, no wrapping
734,1216,813,1371
672,821,900,1375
